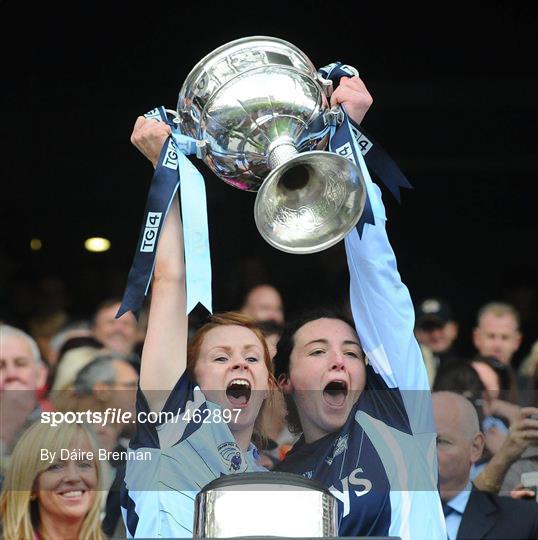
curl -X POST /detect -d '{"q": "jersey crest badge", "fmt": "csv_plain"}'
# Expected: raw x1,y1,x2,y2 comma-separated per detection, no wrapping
326,433,348,465
217,441,246,472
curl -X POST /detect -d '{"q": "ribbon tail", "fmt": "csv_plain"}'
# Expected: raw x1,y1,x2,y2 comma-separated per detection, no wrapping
116,136,179,320
117,105,214,321
178,152,213,315
116,281,146,320
348,119,412,204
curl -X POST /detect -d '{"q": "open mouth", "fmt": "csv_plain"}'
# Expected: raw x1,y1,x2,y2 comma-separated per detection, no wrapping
323,380,348,407
226,379,252,407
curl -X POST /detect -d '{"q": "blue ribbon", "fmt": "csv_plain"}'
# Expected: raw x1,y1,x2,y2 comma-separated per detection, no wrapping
328,108,376,237
174,139,212,314
320,62,413,235
117,106,212,319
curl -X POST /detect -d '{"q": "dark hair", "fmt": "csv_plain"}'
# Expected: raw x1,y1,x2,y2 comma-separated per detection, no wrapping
433,361,485,395
273,308,361,434
433,361,486,428
256,320,284,339
470,355,519,404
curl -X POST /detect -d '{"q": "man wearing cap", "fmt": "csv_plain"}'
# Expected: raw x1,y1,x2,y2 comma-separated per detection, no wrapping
415,298,460,381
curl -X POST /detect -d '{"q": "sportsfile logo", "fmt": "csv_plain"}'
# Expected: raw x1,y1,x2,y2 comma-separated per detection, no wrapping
140,212,162,253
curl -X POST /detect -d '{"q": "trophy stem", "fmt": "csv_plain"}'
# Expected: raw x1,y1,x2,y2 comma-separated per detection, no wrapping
268,137,299,170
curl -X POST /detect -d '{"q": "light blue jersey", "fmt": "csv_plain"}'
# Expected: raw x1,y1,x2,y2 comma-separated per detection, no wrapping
121,376,264,538
278,163,447,540
346,175,446,540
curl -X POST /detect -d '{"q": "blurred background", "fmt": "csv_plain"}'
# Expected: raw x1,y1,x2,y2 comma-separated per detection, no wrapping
1,1,536,364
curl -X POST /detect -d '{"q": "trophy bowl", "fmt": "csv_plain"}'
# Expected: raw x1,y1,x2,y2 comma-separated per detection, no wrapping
193,471,338,538
177,36,366,253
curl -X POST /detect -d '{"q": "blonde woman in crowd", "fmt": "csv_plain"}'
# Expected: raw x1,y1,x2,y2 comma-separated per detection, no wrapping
0,422,104,540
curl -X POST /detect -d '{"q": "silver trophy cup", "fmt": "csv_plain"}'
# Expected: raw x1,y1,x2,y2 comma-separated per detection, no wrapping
176,36,367,253
193,472,338,538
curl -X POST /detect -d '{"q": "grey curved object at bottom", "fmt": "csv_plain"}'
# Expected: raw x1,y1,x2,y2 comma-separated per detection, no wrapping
193,472,338,538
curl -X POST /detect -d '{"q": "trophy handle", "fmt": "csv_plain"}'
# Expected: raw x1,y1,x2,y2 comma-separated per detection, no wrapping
165,108,181,125
324,106,345,127
315,72,334,97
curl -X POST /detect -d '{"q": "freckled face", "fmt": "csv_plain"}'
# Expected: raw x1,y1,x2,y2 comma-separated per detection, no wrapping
194,325,270,431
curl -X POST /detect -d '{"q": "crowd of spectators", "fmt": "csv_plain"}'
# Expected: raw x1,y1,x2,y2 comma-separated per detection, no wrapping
1,284,537,538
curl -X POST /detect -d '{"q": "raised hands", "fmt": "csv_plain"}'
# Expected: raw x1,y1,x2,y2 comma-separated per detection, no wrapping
330,76,373,125
502,407,538,462
130,115,171,168
475,407,538,494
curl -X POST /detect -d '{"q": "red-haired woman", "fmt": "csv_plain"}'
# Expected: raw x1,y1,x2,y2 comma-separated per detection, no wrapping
119,125,275,536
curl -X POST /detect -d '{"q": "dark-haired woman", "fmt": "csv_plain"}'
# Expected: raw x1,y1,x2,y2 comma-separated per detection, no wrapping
273,178,446,539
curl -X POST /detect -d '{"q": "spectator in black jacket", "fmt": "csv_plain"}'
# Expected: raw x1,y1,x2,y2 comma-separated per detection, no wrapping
433,391,538,539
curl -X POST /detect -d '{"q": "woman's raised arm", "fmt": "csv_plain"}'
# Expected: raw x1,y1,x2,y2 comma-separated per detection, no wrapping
130,116,189,413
